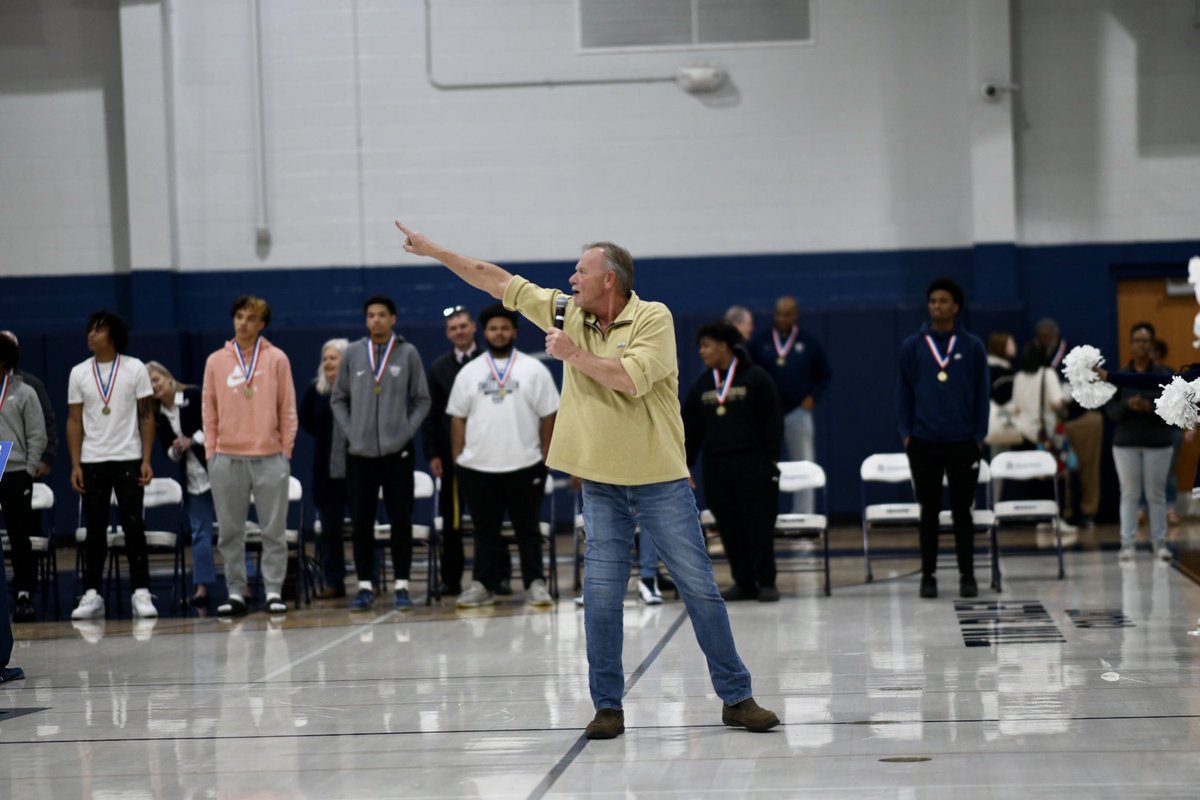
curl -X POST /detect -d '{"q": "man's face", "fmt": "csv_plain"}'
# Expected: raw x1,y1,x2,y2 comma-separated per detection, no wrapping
86,323,112,353
927,290,959,323
1130,327,1153,361
774,298,798,333
569,249,613,312
366,303,396,339
233,308,266,342
698,337,729,369
484,317,516,352
445,313,476,350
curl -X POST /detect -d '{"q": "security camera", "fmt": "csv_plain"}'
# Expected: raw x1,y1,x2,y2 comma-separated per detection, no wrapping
982,82,1019,101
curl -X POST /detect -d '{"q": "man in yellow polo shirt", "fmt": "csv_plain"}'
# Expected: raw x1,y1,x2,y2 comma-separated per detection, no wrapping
395,221,778,740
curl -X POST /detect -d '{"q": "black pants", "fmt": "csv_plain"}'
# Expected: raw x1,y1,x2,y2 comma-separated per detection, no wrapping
0,471,38,595
907,438,980,577
81,460,149,591
315,478,348,586
438,458,467,587
457,463,546,591
347,450,414,584
703,452,779,592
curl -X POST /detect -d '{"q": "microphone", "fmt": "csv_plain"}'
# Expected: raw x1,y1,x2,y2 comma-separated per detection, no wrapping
554,294,568,330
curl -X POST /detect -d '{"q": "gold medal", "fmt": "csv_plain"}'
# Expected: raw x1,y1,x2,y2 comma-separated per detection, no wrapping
374,385,383,396
776,357,786,367
716,405,727,416
498,388,507,400
937,370,948,383
244,386,255,398
101,406,112,416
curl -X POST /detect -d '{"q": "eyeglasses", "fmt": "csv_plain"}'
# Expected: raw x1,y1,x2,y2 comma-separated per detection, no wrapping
443,305,466,318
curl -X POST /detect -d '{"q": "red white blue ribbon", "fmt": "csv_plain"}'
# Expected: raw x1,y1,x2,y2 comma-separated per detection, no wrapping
772,326,799,363
923,334,957,370
713,357,738,407
92,354,121,409
485,351,517,393
235,337,262,389
368,336,397,390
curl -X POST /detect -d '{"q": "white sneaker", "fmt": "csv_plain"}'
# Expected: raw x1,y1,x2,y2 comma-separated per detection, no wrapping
527,579,554,607
1057,517,1078,534
71,589,105,620
1156,545,1172,562
1118,544,1136,562
574,594,585,607
638,577,663,605
71,619,106,643
132,588,158,618
456,581,495,609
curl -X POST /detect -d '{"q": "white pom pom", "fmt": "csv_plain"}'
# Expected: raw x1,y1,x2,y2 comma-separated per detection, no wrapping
1071,381,1118,410
1061,345,1106,385
1155,376,1200,429
1188,255,1200,285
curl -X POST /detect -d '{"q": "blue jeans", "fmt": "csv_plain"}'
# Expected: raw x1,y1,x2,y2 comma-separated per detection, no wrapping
1113,445,1171,548
188,490,217,587
637,528,658,579
581,478,752,710
783,406,815,513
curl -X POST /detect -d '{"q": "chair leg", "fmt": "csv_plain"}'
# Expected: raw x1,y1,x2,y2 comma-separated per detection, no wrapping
1055,520,1065,580
823,531,831,597
863,523,874,583
548,529,559,600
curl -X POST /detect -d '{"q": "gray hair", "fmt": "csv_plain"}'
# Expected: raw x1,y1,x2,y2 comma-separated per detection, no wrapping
315,338,350,395
724,305,751,325
583,241,634,298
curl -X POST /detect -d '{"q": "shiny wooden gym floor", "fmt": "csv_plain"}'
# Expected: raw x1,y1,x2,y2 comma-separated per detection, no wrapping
4,524,1200,799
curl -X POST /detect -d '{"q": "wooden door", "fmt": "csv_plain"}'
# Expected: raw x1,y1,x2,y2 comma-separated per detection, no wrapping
1115,278,1198,490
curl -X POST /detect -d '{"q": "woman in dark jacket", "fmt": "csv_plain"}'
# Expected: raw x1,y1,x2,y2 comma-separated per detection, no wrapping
147,361,216,606
299,338,350,598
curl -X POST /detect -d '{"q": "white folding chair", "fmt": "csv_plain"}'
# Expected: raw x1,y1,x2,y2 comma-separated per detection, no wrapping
860,453,922,582
774,460,830,596
990,450,1065,581
1,482,60,619
373,470,438,603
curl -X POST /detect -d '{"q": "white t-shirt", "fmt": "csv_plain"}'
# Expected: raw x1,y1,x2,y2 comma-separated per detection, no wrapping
68,355,154,464
446,349,560,473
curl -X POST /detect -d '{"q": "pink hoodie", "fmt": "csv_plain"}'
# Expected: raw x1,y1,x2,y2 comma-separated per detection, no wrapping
203,337,298,459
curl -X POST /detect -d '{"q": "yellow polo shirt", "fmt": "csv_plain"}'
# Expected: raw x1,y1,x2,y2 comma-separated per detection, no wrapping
503,276,689,485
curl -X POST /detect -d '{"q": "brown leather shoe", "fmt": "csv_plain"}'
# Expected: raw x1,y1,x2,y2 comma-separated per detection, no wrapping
722,697,780,732
584,708,625,739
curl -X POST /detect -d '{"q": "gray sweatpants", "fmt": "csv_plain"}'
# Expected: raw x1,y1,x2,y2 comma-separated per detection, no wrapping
209,453,291,598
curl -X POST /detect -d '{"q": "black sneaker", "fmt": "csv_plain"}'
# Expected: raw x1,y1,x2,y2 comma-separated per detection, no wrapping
721,585,757,602
495,579,513,596
585,708,625,739
13,594,36,623
959,574,978,598
756,586,781,603
919,574,938,599
437,582,462,596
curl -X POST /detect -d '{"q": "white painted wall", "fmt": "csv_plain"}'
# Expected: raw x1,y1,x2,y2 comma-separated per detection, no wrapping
1016,0,1200,244
0,0,127,277
2,0,1196,278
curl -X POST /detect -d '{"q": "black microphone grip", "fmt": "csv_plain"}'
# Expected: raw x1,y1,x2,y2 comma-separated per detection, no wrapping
554,294,568,330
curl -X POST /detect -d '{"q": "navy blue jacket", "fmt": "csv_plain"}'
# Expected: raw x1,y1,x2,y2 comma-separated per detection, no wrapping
898,321,990,444
750,326,832,413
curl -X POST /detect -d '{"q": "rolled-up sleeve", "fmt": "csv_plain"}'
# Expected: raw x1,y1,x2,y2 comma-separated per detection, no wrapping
620,306,676,398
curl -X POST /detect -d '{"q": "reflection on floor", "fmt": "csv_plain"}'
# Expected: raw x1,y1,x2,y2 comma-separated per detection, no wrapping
3,523,1200,798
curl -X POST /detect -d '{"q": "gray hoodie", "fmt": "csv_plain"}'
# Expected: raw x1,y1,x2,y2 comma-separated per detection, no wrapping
331,334,431,458
0,373,48,476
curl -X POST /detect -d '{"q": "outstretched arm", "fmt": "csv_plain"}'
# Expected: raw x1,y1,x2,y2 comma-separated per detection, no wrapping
395,221,512,299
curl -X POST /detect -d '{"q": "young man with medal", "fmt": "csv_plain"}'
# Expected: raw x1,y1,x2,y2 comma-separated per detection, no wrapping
683,321,784,602
331,295,431,611
421,306,481,596
202,296,298,617
751,295,831,514
0,334,48,622
397,221,779,740
898,279,990,600
68,311,158,619
446,305,559,609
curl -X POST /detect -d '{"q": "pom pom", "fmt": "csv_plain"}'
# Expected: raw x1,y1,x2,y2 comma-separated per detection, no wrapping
1188,255,1200,285
1061,345,1106,386
1071,381,1117,410
1154,376,1200,429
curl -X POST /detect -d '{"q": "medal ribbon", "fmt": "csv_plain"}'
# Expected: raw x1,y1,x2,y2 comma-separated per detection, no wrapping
1049,339,1066,370
0,372,10,416
923,334,957,371
772,326,799,362
713,357,738,407
235,337,262,389
485,351,517,393
92,355,121,409
367,336,397,389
